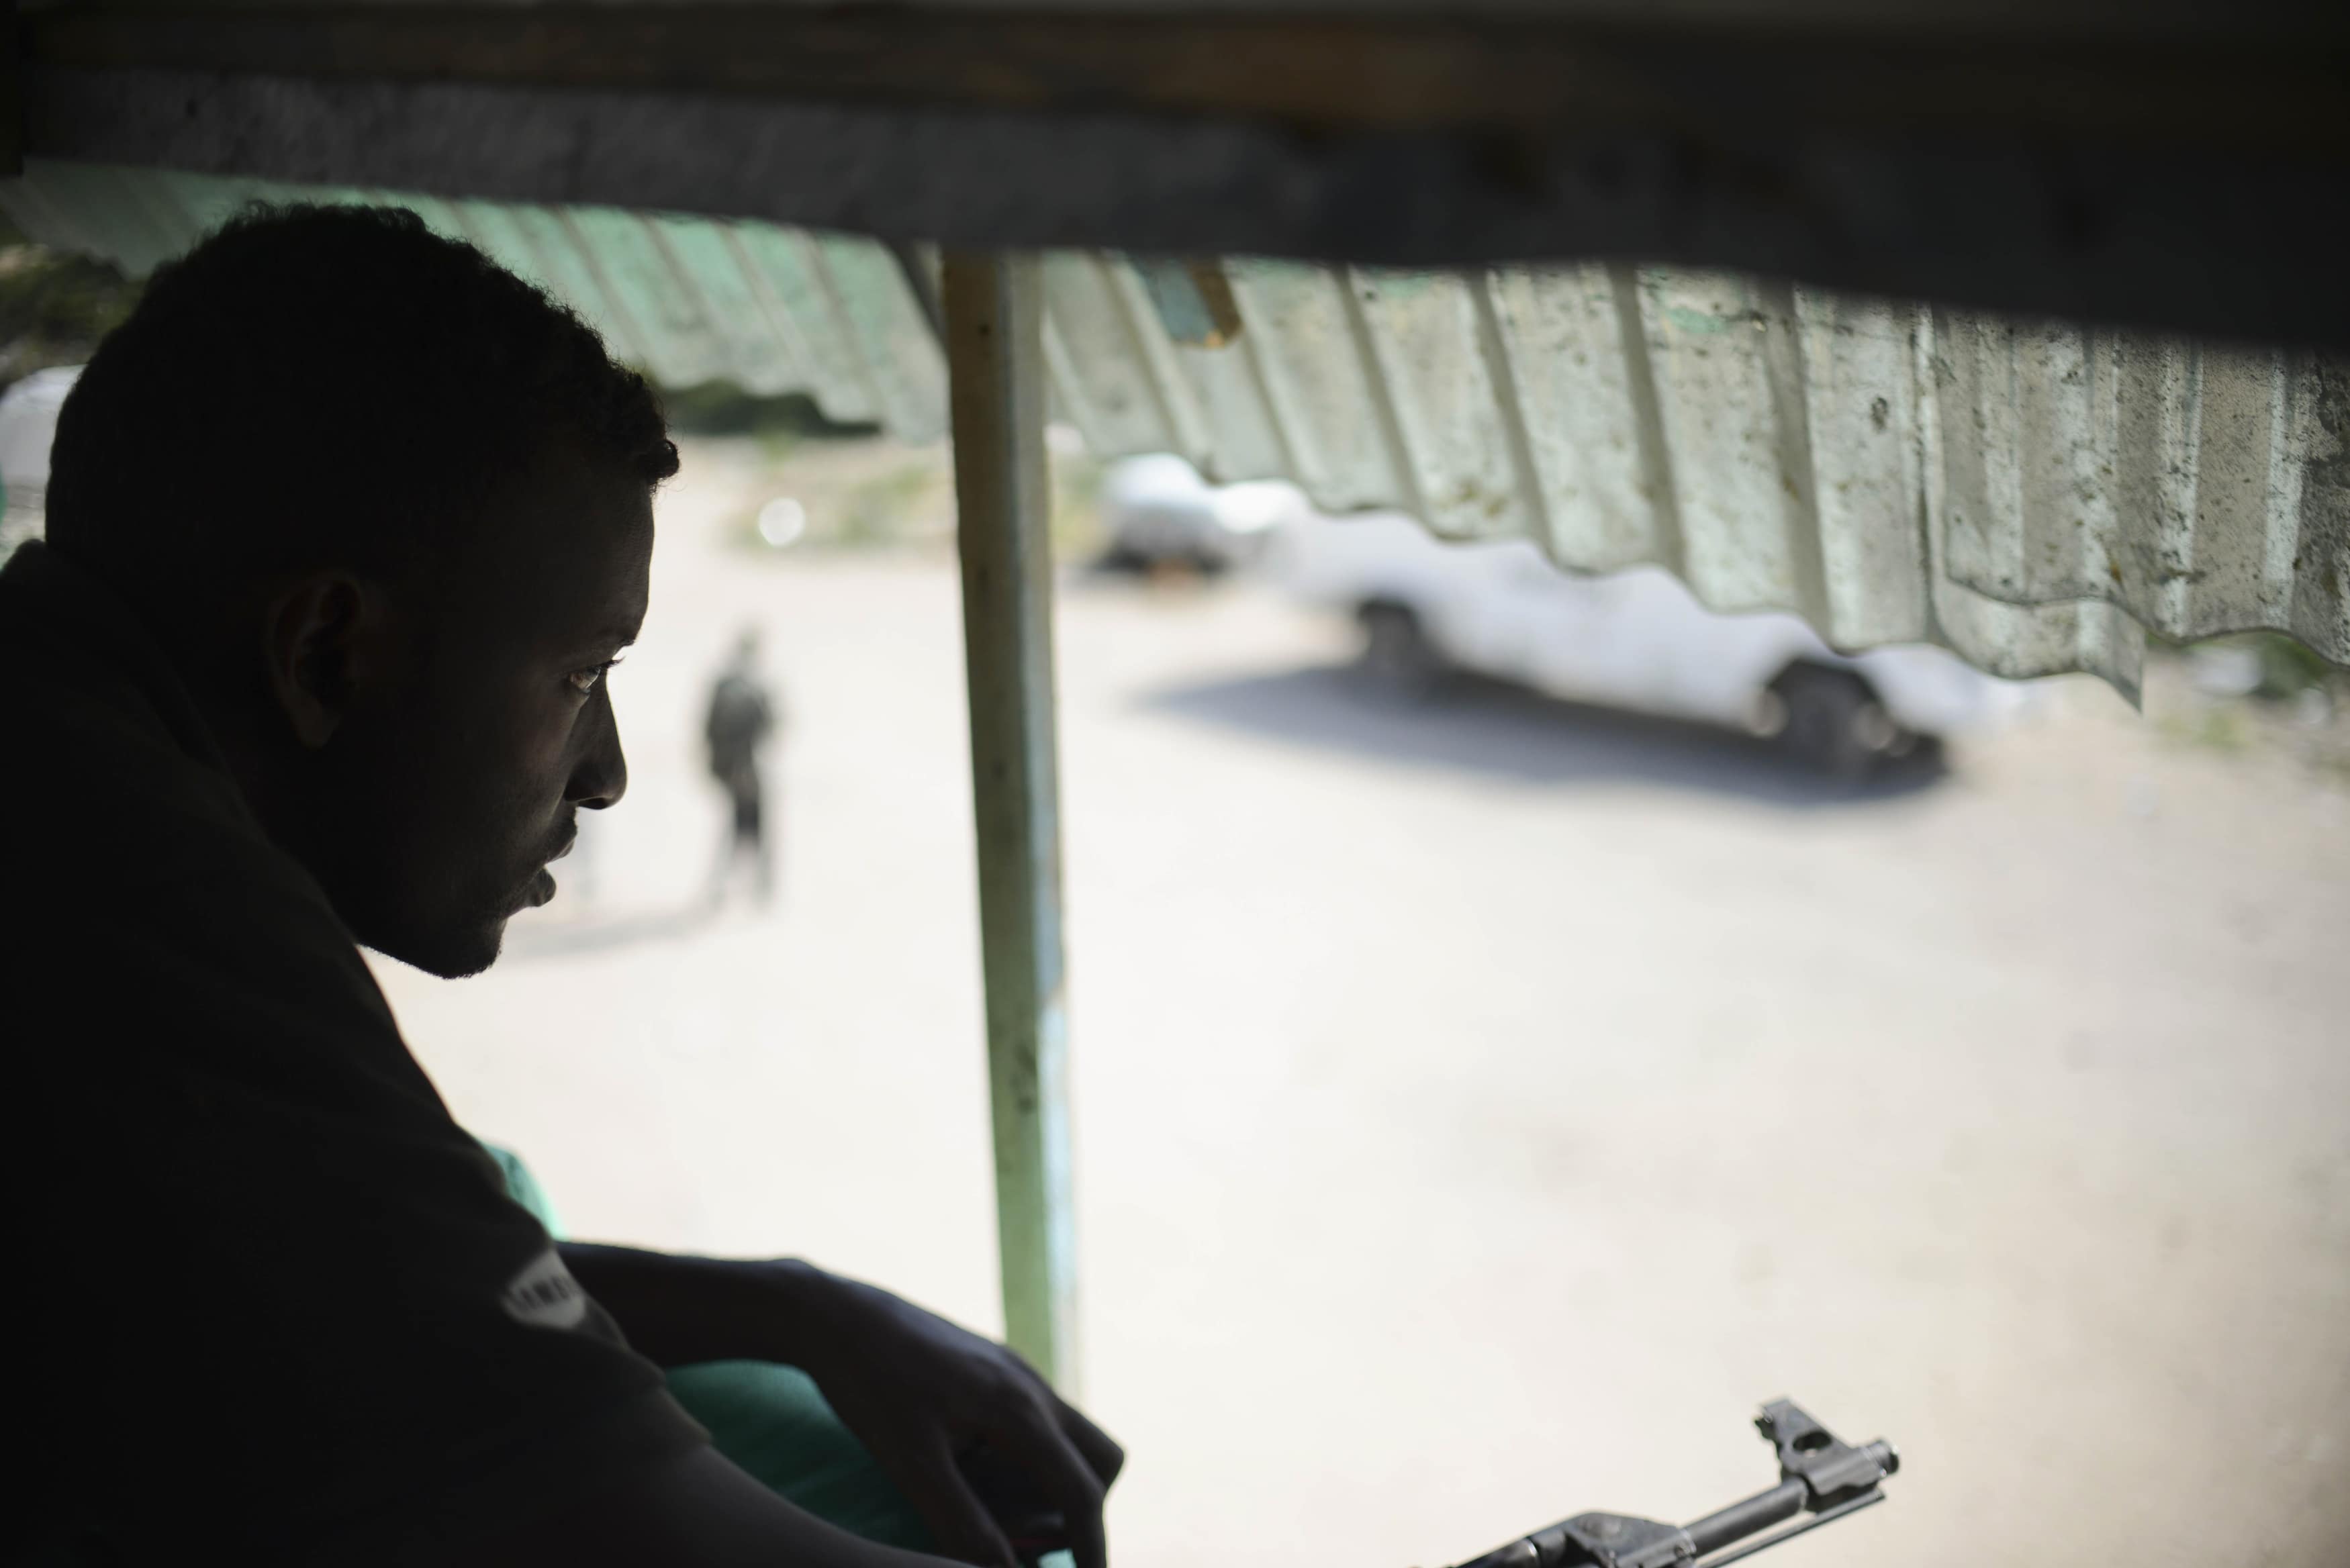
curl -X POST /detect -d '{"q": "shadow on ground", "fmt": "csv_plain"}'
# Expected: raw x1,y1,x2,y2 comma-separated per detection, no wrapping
1140,665,1949,807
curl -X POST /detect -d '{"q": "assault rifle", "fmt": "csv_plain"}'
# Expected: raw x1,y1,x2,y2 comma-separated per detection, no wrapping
1450,1401,1901,1568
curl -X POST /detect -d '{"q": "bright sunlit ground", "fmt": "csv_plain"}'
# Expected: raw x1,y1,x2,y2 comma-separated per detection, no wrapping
373,438,2350,1568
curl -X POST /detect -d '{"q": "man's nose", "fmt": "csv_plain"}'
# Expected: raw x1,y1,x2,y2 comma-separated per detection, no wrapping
567,697,628,810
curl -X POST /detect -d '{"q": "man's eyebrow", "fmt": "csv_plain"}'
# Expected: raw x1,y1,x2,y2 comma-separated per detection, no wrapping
564,626,639,657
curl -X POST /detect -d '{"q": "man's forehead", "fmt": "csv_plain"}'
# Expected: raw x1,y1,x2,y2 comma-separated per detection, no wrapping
463,453,655,638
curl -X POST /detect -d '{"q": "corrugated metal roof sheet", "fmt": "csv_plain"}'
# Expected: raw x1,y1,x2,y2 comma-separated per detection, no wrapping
4,158,2342,699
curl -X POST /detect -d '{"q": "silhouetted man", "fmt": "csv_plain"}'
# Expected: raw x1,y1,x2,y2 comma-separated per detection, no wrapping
2,207,1118,1567
705,628,778,905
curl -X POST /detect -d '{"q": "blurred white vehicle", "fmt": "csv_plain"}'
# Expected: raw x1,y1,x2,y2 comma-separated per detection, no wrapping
0,364,82,515
1275,510,2033,773
1099,453,1304,571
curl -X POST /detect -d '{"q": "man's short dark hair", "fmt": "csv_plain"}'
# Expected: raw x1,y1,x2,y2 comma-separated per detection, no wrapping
47,203,677,614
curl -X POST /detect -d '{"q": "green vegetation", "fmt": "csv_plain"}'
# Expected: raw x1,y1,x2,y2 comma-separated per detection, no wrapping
2161,705,2251,754
2233,632,2334,700
706,416,1109,560
659,381,879,461
837,462,941,546
0,219,142,390
1048,444,1106,559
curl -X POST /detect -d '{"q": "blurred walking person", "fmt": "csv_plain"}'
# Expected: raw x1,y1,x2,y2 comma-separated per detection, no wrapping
705,628,779,905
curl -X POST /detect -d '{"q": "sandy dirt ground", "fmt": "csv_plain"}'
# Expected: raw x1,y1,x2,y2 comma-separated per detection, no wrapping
373,440,2350,1568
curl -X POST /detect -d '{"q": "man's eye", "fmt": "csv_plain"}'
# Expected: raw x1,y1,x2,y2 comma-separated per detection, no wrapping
568,658,621,696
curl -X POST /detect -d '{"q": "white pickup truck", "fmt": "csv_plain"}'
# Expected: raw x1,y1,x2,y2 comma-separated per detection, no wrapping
1272,509,2032,775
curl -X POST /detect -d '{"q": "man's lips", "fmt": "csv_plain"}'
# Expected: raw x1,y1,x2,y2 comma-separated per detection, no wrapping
516,831,576,912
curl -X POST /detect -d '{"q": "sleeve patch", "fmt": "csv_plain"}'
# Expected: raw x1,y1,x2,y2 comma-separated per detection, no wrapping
500,1246,590,1331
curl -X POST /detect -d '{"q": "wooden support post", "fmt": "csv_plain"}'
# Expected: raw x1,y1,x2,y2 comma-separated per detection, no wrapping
945,250,1078,1390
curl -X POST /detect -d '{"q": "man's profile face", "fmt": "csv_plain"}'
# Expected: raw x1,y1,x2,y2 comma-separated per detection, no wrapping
316,444,655,977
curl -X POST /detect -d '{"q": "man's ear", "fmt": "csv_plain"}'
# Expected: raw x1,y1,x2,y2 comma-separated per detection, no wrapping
259,572,385,749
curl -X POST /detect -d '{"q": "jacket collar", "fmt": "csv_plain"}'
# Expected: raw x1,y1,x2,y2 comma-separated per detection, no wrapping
0,538,237,775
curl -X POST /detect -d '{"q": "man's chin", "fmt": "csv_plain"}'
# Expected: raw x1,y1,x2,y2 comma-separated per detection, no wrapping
365,919,509,980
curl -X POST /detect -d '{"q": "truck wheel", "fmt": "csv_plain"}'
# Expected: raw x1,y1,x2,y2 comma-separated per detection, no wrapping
1769,664,1893,777
1358,602,1442,697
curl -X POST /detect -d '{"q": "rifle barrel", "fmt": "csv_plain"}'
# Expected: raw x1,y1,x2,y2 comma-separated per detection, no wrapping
1685,1479,1807,1557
